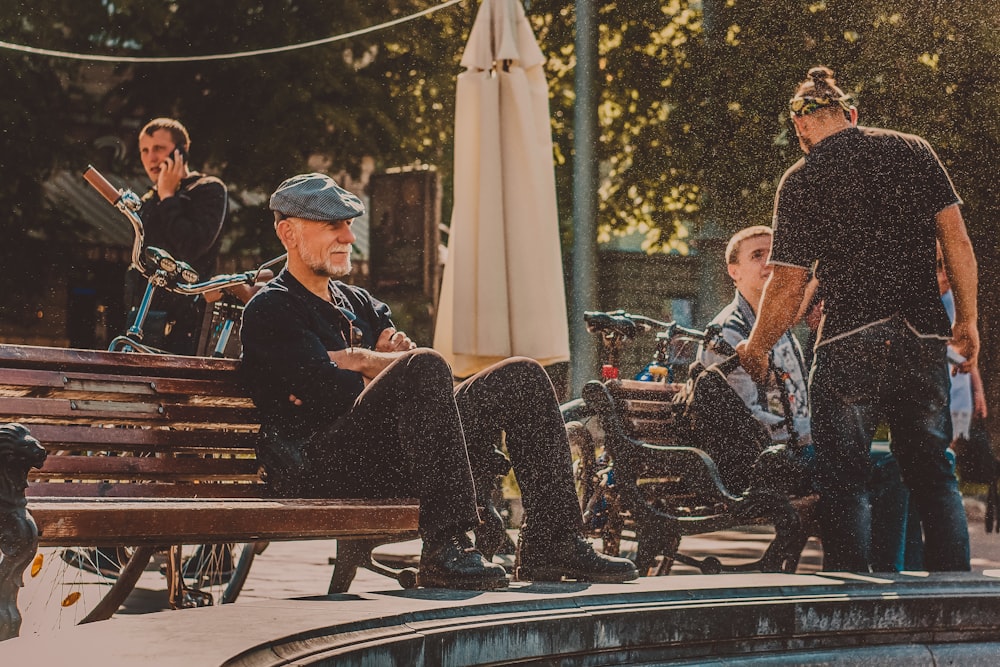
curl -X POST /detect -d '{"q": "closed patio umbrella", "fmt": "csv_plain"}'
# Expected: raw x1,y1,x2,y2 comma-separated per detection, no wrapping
433,0,570,378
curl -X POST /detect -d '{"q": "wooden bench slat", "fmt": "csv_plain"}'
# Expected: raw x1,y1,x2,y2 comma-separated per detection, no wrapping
20,424,259,452
0,343,240,377
27,482,264,499
29,498,420,546
0,367,253,401
0,396,257,425
159,404,258,424
609,379,684,401
32,454,260,480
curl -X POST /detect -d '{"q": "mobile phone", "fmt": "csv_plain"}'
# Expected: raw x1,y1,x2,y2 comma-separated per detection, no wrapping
174,145,189,162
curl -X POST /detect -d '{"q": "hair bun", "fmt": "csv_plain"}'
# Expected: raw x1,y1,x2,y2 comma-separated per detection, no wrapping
807,66,835,84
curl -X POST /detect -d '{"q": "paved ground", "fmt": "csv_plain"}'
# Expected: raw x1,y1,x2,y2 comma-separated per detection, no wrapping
7,524,1000,667
13,497,1000,637
122,499,1000,613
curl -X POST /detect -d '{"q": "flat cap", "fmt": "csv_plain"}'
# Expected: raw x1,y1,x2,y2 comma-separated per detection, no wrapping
269,172,365,221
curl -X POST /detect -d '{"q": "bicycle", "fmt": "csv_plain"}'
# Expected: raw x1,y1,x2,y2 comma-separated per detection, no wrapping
561,310,805,575
20,166,283,630
561,310,710,557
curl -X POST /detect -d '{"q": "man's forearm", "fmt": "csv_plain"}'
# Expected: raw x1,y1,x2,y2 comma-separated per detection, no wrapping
328,347,404,379
937,204,978,325
746,265,810,357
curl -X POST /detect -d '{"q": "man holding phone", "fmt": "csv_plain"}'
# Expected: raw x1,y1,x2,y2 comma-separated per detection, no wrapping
125,117,228,355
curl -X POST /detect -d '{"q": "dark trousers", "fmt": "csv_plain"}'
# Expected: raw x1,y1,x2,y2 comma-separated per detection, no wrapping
267,350,581,539
810,319,970,572
454,356,582,542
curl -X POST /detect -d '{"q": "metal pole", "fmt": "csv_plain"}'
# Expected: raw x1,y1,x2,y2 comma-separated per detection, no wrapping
569,0,598,399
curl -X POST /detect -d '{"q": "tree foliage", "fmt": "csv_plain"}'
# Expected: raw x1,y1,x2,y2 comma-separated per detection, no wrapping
0,1,108,238
5,1,999,245
4,1,1000,398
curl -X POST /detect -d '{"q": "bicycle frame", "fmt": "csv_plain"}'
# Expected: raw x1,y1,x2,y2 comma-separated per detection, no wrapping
84,165,284,355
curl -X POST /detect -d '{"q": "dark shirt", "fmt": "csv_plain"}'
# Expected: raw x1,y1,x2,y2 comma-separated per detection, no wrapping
239,268,394,441
123,172,227,353
771,126,959,345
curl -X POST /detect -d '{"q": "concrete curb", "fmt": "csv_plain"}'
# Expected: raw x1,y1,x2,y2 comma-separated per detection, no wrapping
5,571,1000,666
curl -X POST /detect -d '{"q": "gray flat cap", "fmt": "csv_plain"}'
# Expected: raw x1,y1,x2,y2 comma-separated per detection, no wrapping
269,172,365,221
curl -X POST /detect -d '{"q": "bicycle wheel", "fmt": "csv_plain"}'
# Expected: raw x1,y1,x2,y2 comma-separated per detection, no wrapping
17,541,259,633
18,545,155,634
562,398,625,556
562,398,600,510
166,542,260,609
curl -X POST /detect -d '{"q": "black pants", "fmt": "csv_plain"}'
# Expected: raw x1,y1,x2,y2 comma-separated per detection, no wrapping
265,350,582,539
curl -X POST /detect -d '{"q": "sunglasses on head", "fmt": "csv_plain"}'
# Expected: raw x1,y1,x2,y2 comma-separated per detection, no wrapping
789,94,854,117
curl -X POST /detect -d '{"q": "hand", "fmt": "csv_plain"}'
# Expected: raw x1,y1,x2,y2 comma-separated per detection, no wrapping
949,320,979,375
972,366,988,419
735,339,768,384
157,148,186,199
974,390,988,420
376,327,416,352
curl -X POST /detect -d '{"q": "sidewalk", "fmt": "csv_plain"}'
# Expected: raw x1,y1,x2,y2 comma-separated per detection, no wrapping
7,504,1000,665
115,501,1000,615
13,498,1000,634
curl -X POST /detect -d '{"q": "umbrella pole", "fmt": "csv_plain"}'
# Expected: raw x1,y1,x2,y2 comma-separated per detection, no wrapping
569,0,599,399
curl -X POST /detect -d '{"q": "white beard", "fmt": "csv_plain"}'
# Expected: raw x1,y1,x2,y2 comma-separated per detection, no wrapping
300,244,352,278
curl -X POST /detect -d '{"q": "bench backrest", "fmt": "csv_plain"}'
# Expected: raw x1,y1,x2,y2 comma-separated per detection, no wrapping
0,344,263,499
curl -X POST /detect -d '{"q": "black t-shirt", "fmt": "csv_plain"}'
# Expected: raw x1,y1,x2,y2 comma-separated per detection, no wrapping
771,126,959,344
239,269,394,441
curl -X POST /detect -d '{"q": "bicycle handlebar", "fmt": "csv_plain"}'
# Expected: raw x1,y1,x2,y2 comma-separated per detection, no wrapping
175,253,287,298
584,310,707,342
82,166,121,205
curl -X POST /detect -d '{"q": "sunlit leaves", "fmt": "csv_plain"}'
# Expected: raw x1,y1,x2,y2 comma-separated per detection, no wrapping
31,553,44,577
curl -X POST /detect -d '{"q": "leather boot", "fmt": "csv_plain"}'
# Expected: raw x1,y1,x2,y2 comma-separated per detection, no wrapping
418,531,508,590
515,531,638,583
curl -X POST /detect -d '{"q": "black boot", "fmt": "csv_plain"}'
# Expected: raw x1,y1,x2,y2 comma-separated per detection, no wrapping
515,532,638,583
419,531,508,590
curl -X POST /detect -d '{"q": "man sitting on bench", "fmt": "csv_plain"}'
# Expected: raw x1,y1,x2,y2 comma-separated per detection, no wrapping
697,225,815,495
239,173,637,590
699,226,812,447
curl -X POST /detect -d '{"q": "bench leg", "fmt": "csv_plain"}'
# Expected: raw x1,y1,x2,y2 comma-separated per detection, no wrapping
329,539,420,593
328,539,374,594
634,517,680,576
0,508,38,641
0,423,47,641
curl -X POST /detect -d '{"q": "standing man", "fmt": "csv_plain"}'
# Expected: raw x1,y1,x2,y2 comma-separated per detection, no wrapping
125,117,227,355
239,173,637,589
738,66,978,572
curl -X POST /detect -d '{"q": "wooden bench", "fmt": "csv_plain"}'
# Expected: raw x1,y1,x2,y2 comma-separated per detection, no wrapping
0,344,419,640
576,378,807,575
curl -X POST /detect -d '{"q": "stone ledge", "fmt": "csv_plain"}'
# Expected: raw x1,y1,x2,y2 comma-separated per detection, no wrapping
4,572,1000,666
224,572,1000,666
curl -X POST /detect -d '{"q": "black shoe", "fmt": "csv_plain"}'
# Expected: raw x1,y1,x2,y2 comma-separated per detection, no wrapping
516,532,639,583
418,532,509,590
